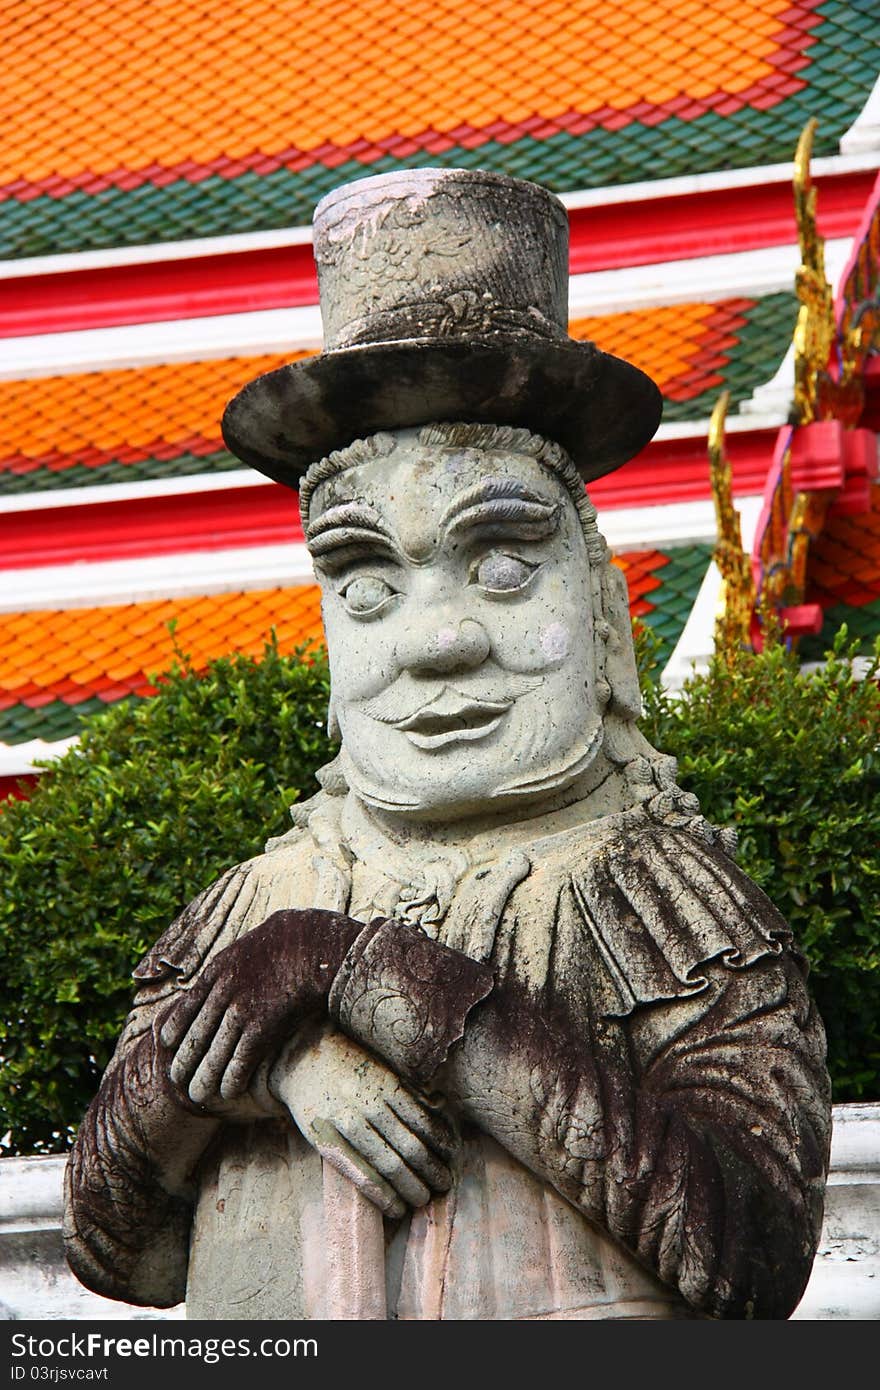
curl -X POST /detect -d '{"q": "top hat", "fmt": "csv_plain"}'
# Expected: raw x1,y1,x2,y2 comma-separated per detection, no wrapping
221,168,662,488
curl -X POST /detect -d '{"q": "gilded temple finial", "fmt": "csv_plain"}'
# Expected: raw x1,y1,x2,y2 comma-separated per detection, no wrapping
708,389,755,659
792,118,835,425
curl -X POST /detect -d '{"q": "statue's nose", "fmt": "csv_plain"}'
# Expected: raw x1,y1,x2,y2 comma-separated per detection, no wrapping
404,618,491,673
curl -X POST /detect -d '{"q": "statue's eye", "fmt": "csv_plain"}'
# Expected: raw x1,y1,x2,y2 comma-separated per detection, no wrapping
339,574,397,616
472,552,539,593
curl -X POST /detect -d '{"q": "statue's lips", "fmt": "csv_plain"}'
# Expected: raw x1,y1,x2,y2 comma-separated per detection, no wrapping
392,692,512,750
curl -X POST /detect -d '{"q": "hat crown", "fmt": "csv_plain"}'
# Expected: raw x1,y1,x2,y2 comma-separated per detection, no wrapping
313,168,570,351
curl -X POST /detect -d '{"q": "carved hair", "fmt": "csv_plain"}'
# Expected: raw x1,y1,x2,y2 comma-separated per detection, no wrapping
300,422,605,556
299,430,398,525
415,423,605,558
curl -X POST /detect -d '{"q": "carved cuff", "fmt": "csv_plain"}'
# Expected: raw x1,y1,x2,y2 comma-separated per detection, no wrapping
328,920,494,1086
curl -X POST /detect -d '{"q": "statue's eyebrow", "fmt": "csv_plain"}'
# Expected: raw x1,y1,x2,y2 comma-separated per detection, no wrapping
440,476,560,541
305,502,399,562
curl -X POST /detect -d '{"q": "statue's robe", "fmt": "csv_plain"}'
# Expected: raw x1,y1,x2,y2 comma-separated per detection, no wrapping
64,789,831,1320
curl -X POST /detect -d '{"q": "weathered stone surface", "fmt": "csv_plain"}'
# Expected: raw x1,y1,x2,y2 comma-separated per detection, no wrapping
64,169,832,1320
8,1105,875,1320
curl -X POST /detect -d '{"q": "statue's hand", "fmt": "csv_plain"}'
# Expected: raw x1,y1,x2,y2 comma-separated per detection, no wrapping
269,1026,456,1219
157,908,364,1112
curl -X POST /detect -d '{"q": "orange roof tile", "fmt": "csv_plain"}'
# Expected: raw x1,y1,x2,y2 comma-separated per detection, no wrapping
0,588,324,703
0,0,809,184
0,355,290,461
0,552,668,710
1,543,720,749
0,300,757,481
572,301,748,400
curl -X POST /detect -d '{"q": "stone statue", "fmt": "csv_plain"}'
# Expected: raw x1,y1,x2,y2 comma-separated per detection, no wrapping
64,170,831,1321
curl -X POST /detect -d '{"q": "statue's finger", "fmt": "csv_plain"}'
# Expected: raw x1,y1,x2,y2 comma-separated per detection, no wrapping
188,1013,244,1107
387,1091,457,1161
337,1114,432,1210
309,1117,406,1219
372,1104,453,1192
218,1025,270,1100
167,982,229,1089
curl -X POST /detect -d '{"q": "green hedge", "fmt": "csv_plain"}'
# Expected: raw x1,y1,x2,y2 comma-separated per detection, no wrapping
1,630,878,1155
638,626,880,1101
0,642,335,1155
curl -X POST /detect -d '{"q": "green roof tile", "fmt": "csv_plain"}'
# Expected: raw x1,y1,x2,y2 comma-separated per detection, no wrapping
799,597,880,661
639,544,714,659
0,450,239,496
0,696,136,746
1,3,876,257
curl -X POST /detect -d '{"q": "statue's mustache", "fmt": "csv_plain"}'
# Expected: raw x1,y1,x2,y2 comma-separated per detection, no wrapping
358,671,543,726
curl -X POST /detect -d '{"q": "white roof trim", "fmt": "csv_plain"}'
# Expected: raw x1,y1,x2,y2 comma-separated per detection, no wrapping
601,494,763,552
735,238,852,420
0,737,78,777
660,495,764,689
655,412,787,440
0,468,268,512
0,226,315,280
660,559,723,689
0,305,323,379
2,497,765,613
559,150,880,210
0,543,317,613
569,239,849,314
0,239,852,381
738,343,797,421
0,410,787,515
840,71,880,155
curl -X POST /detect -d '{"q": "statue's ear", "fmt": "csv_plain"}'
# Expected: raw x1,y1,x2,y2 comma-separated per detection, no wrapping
598,563,642,720
327,691,341,741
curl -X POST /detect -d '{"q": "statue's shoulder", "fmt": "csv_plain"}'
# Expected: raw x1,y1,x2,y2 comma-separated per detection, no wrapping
533,806,794,1018
131,798,337,989
577,804,777,922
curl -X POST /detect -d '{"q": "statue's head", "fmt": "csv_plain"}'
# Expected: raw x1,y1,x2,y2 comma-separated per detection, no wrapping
221,168,663,825
299,422,641,819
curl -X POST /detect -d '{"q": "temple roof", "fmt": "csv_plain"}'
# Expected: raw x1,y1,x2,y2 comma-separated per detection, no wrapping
801,482,880,657
2,2,878,792
2,0,877,256
0,294,796,495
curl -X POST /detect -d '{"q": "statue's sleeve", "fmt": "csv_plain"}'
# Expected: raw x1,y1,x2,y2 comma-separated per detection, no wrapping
62,863,395,1308
63,864,253,1306
441,945,827,1320
332,825,832,1320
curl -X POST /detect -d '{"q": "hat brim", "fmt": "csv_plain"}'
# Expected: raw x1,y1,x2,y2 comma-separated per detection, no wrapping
221,335,662,488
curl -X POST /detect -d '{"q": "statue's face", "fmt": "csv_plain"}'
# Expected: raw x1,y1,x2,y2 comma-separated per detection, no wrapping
308,433,602,818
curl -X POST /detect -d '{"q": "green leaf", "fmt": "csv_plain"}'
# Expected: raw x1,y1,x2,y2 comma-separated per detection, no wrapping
0,640,335,1154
